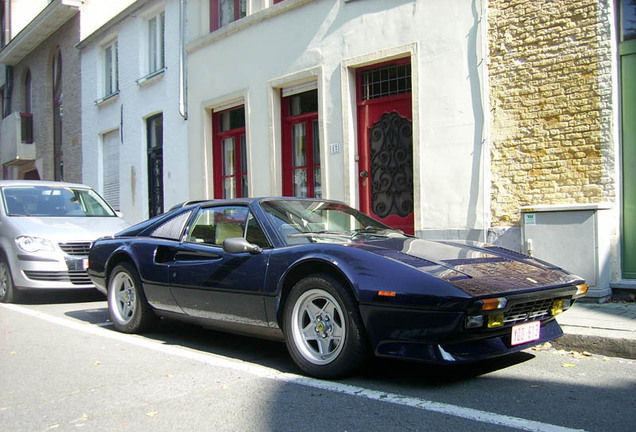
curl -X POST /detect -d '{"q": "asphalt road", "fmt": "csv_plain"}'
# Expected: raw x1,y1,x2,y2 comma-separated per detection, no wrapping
1,290,634,432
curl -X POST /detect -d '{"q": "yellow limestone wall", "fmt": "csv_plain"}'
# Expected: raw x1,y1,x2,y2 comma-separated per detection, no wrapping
488,0,614,226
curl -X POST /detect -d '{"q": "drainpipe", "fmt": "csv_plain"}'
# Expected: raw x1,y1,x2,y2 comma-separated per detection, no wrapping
179,0,188,120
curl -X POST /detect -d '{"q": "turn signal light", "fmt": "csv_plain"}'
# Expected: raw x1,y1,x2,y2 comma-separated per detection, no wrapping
377,290,396,297
575,284,589,297
481,297,508,311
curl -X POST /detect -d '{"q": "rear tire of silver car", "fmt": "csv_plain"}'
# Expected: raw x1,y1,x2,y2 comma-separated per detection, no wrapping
107,262,157,333
0,256,19,303
283,274,369,379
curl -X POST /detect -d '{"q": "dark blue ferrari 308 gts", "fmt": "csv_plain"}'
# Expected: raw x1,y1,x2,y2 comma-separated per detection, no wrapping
87,197,588,379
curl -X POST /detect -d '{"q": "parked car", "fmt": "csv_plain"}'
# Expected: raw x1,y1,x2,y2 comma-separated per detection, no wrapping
0,180,130,303
87,197,588,379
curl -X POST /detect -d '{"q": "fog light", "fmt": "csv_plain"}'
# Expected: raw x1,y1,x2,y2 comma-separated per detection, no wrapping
551,299,564,316
487,312,505,328
466,315,484,329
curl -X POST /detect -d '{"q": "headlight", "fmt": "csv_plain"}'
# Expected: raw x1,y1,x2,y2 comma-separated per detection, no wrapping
15,236,55,253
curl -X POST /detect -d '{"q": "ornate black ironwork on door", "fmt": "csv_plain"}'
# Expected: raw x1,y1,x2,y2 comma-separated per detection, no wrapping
369,112,413,218
147,114,164,218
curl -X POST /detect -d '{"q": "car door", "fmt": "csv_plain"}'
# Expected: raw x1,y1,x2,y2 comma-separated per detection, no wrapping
168,205,271,328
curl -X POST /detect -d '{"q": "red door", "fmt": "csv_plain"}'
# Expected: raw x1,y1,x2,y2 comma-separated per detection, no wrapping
356,61,414,234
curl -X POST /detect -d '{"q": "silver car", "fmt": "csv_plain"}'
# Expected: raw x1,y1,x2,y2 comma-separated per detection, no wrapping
0,180,130,302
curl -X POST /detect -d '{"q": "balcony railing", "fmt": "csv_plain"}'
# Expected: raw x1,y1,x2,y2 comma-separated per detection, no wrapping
0,112,36,165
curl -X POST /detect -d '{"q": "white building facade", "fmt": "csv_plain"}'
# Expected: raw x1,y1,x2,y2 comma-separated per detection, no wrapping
185,0,489,240
79,0,632,298
80,0,187,223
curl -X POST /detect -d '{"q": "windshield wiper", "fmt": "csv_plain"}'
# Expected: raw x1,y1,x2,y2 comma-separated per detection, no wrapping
350,226,402,238
287,230,351,239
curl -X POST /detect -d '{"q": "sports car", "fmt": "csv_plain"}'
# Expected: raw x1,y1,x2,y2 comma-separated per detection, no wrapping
87,197,588,379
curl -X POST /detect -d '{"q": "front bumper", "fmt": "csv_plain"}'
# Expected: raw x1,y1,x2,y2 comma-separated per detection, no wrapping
359,301,567,364
10,252,93,290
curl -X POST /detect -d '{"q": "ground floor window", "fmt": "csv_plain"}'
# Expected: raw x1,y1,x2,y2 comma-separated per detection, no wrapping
213,105,247,199
282,89,320,198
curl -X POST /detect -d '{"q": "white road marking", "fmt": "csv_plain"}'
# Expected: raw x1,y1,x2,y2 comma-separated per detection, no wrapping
2,303,585,432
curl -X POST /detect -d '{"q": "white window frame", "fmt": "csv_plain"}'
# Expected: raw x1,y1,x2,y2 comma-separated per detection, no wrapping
103,40,119,98
148,11,165,75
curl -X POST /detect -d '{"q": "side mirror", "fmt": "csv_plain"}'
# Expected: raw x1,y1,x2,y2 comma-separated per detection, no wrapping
223,237,262,255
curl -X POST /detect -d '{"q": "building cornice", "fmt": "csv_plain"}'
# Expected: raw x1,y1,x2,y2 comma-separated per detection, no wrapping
0,0,83,66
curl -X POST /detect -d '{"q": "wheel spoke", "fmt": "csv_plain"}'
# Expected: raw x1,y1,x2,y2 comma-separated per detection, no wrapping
305,301,321,322
301,321,317,341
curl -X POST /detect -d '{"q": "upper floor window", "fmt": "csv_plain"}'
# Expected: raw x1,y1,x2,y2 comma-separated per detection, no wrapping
210,0,246,31
148,11,165,74
23,69,32,113
0,3,6,48
103,40,119,97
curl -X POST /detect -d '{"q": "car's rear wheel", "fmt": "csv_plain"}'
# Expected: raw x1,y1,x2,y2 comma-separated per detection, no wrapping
0,257,18,303
107,262,157,333
283,274,368,379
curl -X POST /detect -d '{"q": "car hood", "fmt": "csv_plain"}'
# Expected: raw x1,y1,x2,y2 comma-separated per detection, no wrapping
6,216,130,242
355,237,582,297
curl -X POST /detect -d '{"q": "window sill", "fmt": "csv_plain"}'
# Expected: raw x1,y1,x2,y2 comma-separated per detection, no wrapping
95,91,120,106
137,68,166,86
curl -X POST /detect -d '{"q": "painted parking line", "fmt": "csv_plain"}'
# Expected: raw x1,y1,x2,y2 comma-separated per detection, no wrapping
1,303,585,432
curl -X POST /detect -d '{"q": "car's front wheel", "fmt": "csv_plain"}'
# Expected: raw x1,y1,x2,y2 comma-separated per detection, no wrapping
107,262,157,333
283,274,369,379
0,256,18,303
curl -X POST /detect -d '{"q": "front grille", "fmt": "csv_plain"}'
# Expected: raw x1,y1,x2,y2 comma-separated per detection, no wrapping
503,298,556,326
59,242,92,256
24,270,92,286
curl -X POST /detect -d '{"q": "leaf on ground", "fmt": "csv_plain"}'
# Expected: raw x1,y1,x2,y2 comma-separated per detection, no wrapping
146,410,159,417
94,361,101,366
562,363,576,368
9,351,16,355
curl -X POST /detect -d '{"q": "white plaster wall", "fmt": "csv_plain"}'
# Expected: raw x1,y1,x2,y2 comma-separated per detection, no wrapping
81,0,188,224
186,0,487,234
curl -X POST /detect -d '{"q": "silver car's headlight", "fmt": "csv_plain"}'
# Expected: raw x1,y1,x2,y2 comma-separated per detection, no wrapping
15,236,55,253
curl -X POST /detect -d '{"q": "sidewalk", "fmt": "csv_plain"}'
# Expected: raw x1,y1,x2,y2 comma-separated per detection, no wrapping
553,301,636,359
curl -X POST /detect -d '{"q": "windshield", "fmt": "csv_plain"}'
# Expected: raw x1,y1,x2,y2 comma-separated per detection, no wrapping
1,186,117,217
260,199,405,246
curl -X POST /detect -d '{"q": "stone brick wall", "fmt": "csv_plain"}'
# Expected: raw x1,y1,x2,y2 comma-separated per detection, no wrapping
11,15,82,182
488,0,614,226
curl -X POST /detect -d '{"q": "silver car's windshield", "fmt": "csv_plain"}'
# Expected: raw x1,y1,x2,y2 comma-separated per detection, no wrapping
261,199,405,245
1,186,116,217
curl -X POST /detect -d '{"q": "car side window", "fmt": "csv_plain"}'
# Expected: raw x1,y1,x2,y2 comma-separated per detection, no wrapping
151,211,192,240
186,206,248,246
245,213,271,248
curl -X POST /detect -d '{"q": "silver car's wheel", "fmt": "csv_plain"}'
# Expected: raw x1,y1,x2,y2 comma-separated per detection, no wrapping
290,288,346,365
283,274,369,379
0,257,18,303
107,262,157,333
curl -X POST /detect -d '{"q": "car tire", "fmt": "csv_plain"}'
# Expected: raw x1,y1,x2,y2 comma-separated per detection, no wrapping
0,256,19,303
107,262,158,333
283,274,369,379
